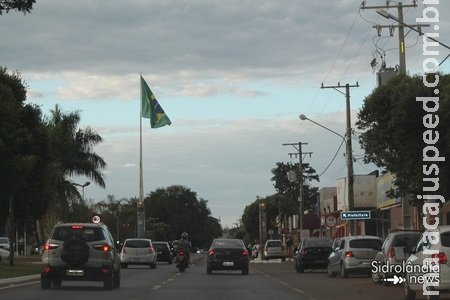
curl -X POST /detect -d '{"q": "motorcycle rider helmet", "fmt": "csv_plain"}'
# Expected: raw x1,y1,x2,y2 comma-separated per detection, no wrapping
181,232,188,239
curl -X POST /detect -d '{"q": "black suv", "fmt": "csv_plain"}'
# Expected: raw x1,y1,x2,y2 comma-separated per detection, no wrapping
41,222,121,290
294,237,333,273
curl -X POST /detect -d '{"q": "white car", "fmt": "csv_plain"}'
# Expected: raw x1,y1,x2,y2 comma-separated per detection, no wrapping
404,226,450,300
120,238,157,269
0,247,10,261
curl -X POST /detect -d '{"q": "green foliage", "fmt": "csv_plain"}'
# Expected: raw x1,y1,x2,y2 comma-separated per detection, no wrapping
0,0,35,15
356,73,450,205
145,185,222,249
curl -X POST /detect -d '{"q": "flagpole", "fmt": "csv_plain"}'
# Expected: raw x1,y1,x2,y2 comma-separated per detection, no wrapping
138,74,146,238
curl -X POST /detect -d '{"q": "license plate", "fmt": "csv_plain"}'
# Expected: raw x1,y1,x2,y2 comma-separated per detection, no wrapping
223,262,234,266
362,261,371,266
67,270,84,276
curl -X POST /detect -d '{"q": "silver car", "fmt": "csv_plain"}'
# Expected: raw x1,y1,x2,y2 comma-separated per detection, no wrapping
264,239,285,261
120,238,157,269
327,236,382,278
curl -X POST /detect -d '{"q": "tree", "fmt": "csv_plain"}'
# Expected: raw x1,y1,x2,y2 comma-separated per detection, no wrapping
44,105,107,222
0,67,50,264
270,162,319,212
145,185,222,249
0,0,35,15
356,73,450,206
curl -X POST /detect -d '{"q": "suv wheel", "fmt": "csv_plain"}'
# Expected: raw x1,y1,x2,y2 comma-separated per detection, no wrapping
61,239,90,265
371,272,381,284
404,283,416,300
41,276,51,289
341,263,348,278
104,272,114,290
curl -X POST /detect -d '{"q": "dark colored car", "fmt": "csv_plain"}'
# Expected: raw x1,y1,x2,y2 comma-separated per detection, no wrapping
41,222,121,290
294,237,333,273
153,241,173,264
206,238,250,275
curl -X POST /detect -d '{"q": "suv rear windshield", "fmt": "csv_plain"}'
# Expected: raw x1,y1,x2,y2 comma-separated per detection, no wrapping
304,239,333,247
349,239,381,249
441,232,450,247
125,240,151,248
391,234,421,247
266,241,282,247
52,226,104,242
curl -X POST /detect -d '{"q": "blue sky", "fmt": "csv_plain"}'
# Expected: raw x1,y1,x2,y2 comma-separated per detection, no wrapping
1,0,449,227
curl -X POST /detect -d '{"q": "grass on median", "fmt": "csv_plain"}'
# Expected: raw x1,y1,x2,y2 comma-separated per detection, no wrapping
0,256,42,279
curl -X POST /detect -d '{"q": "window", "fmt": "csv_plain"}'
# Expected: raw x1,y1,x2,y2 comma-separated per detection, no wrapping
349,239,381,249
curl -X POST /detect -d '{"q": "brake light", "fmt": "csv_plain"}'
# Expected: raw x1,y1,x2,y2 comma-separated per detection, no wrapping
345,251,354,258
71,225,84,229
243,250,249,256
387,247,395,258
179,251,185,255
432,252,448,264
301,248,307,256
122,246,126,253
44,242,59,251
42,267,51,273
208,250,215,256
149,246,154,253
93,244,110,252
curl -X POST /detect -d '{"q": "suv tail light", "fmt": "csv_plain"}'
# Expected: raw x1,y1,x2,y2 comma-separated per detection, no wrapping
93,244,110,252
432,252,448,264
345,251,354,258
387,247,395,258
44,242,60,251
301,248,307,256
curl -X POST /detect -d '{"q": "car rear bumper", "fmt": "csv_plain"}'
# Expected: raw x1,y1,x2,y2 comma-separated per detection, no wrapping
41,265,114,282
207,259,249,270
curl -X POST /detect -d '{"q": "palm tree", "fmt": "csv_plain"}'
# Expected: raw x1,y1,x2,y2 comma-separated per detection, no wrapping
44,105,106,223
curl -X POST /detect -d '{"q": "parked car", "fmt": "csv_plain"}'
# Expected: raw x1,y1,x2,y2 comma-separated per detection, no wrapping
327,235,382,278
0,247,10,261
0,236,10,250
294,237,333,273
264,239,285,261
371,231,422,285
120,238,157,269
153,241,173,264
404,226,450,300
41,222,121,290
206,238,250,275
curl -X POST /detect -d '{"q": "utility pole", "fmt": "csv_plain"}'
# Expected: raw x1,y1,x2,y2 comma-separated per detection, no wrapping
321,82,358,236
283,142,312,237
361,1,426,75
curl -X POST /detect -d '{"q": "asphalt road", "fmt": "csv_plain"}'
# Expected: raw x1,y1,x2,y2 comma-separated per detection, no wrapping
1,254,449,300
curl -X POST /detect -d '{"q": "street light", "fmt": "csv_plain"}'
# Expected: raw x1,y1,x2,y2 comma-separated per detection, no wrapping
73,181,90,201
376,9,450,52
299,114,355,236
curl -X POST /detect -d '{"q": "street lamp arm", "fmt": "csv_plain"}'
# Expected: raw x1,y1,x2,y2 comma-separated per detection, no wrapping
376,9,450,51
299,114,346,141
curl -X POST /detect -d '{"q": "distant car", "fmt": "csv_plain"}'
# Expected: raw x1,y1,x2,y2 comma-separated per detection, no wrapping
0,236,10,250
120,238,157,269
264,239,285,261
404,226,450,300
371,231,422,285
206,238,250,275
0,247,10,261
294,237,333,273
327,235,382,278
40,222,121,290
153,241,173,264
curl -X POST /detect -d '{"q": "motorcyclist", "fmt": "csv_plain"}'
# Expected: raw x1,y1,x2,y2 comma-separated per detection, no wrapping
177,232,190,267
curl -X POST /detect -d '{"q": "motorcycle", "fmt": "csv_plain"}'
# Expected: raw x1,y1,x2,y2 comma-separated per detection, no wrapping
176,251,188,272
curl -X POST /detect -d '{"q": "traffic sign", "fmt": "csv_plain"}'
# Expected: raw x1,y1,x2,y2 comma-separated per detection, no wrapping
340,211,371,220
